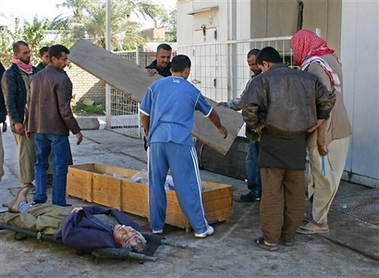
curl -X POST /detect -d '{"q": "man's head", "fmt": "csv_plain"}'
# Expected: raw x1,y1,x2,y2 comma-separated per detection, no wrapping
39,46,50,66
156,43,172,70
170,54,191,79
13,41,31,64
290,29,332,66
256,47,282,73
247,48,261,75
113,224,146,252
49,44,70,70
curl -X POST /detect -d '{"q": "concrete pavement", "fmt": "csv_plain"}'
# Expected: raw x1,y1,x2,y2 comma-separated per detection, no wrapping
0,127,378,277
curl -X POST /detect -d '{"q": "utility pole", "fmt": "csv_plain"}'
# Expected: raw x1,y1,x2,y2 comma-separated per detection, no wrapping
105,0,111,128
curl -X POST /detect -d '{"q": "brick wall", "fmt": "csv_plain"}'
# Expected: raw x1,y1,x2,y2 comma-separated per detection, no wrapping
66,52,156,105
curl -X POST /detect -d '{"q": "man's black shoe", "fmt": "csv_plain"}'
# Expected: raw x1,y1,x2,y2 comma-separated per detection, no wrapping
31,200,46,206
238,192,261,203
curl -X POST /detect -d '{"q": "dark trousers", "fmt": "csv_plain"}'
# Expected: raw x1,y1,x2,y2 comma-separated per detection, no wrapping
259,167,305,244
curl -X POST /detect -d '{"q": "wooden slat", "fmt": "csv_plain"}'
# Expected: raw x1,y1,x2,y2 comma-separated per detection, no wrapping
92,174,122,209
69,40,244,155
67,167,93,201
203,197,233,211
205,207,233,223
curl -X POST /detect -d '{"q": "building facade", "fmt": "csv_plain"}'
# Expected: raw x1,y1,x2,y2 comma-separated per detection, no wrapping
176,0,379,186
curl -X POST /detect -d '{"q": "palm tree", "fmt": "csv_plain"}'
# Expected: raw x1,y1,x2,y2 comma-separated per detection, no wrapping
51,0,173,50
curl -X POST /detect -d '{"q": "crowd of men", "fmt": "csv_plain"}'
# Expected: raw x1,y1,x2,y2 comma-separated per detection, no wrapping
0,29,351,252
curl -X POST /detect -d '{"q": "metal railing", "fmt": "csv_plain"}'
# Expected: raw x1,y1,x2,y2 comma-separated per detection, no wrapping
178,36,293,102
107,37,293,138
105,50,154,138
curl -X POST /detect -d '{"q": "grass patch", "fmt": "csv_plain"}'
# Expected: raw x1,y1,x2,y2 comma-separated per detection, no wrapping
73,103,105,115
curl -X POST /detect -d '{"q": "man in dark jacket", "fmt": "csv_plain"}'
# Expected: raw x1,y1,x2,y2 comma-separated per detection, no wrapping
240,47,336,251
0,61,7,181
56,206,146,251
27,44,83,206
35,46,50,72
2,185,146,252
1,41,37,188
145,43,172,77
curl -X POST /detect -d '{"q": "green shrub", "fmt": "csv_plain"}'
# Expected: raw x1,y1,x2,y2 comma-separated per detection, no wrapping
73,102,105,115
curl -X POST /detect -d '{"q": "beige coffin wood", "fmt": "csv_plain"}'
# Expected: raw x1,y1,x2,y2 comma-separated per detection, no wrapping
69,39,244,154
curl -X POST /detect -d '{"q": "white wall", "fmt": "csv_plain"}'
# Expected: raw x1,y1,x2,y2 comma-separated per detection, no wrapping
341,0,379,186
176,0,379,186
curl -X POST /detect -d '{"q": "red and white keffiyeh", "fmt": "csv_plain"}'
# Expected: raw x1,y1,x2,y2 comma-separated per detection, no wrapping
11,57,33,74
291,29,340,92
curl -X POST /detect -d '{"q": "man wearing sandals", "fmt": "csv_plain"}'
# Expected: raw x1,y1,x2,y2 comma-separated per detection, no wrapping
240,47,336,251
291,30,351,234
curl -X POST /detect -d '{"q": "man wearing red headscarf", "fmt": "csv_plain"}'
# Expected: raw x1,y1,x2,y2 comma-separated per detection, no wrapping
291,29,352,234
1,41,37,189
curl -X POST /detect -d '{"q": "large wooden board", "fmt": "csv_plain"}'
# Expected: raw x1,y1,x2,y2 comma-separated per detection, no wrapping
69,39,244,155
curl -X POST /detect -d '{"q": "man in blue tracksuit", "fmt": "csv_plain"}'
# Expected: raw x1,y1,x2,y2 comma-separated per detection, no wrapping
140,54,228,238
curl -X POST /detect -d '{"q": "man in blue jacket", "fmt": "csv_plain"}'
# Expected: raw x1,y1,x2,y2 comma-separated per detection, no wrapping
2,185,146,252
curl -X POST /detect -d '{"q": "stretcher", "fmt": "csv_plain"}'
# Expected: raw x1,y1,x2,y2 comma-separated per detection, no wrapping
0,215,188,264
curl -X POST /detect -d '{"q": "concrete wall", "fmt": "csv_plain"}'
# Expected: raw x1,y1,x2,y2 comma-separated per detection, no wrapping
140,28,174,42
177,0,225,45
249,0,341,53
340,0,379,186
178,0,342,43
67,64,106,105
301,0,342,56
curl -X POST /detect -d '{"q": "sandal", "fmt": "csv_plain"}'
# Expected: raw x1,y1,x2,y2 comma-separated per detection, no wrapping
280,238,295,246
296,222,329,234
254,237,278,251
303,211,313,222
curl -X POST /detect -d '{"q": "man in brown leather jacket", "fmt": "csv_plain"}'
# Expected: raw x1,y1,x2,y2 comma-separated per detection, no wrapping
240,47,336,251
27,44,83,206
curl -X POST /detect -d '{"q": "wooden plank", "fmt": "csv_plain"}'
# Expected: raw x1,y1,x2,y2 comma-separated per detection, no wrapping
206,207,233,223
69,40,244,155
202,181,232,190
67,167,93,201
92,174,122,209
192,105,243,155
203,197,233,211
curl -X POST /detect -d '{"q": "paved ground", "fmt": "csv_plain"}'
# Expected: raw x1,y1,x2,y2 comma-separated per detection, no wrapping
0,126,378,277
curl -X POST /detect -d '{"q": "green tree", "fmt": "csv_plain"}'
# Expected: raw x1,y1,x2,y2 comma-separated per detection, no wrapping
165,9,177,42
138,1,169,28
0,17,50,66
53,0,174,50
